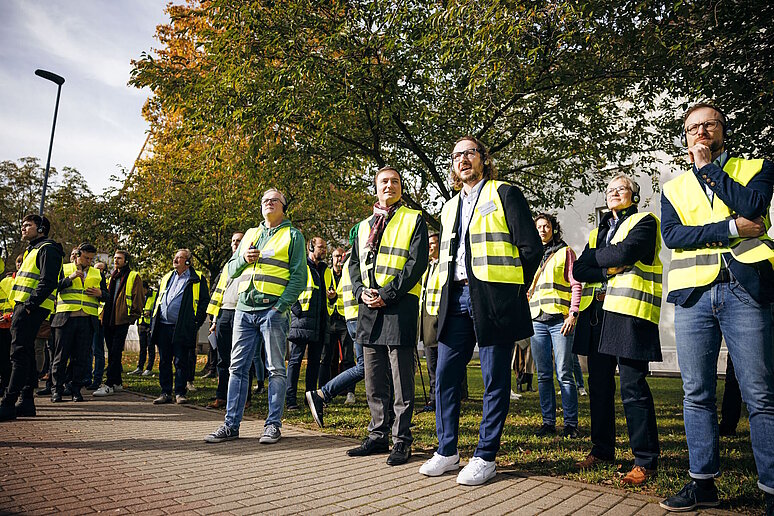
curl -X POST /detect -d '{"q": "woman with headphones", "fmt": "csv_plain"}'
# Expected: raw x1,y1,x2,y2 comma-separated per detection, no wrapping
572,173,663,486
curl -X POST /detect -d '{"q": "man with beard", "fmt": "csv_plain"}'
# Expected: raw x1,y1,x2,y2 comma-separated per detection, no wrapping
93,250,143,397
419,136,541,485
660,102,774,513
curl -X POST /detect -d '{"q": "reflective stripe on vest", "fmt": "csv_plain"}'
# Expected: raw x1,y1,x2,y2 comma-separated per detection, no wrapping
663,157,772,292
357,206,422,299
153,270,202,318
297,265,319,312
579,228,602,312
329,271,345,317
11,243,60,314
206,265,230,318
56,263,102,316
529,246,571,319
602,212,663,324
423,262,441,316
236,226,292,297
340,257,358,321
140,291,157,325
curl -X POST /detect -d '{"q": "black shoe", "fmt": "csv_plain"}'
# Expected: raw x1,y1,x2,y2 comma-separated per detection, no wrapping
347,438,389,457
765,492,774,516
202,371,217,379
286,403,300,411
718,425,737,437
305,390,324,428
535,424,556,437
86,383,100,391
563,425,580,438
63,385,72,397
0,403,16,422
51,392,63,403
386,442,412,466
15,399,36,417
72,390,84,402
659,480,719,512
36,387,52,396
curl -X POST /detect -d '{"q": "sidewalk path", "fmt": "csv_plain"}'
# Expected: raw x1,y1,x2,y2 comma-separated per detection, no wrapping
0,391,733,515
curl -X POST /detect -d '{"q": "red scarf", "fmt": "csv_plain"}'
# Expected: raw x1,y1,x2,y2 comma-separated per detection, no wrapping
366,200,402,253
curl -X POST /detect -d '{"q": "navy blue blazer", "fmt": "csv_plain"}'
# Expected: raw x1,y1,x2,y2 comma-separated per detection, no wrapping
661,157,774,305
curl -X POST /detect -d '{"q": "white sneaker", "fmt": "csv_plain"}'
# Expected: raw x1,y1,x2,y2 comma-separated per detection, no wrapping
419,452,460,476
510,390,522,400
345,392,356,404
92,385,114,397
113,384,123,392
186,381,197,392
141,370,153,377
456,457,496,486
578,387,588,396
128,368,141,375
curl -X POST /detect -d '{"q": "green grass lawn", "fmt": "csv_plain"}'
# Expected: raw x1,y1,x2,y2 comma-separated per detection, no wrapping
119,351,762,513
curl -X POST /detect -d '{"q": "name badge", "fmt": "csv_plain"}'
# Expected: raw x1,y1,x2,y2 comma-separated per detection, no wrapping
262,248,275,258
477,200,497,216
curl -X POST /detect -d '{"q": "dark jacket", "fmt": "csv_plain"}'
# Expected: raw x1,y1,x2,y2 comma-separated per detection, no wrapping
349,211,429,347
101,266,144,327
661,157,774,305
50,271,108,330
572,207,662,362
289,258,328,343
21,236,64,312
420,260,439,348
436,181,542,348
150,269,210,349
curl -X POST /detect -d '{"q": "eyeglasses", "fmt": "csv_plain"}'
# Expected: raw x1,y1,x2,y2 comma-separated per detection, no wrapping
605,185,630,196
451,148,479,162
261,198,283,206
685,119,723,136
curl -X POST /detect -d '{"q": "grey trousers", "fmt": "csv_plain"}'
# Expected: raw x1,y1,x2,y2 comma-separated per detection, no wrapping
363,345,415,446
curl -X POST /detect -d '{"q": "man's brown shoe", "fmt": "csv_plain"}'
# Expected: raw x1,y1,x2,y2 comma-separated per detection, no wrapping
575,453,613,470
621,465,656,485
207,398,226,409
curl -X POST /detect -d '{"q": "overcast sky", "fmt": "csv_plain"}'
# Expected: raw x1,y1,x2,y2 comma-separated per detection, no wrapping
0,1,169,194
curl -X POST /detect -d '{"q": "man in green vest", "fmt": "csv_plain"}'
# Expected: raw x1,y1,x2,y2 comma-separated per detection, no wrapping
205,188,306,445
50,243,107,402
660,102,774,513
345,166,429,466
0,214,64,421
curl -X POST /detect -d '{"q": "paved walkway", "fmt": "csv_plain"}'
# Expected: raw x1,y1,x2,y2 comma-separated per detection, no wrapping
1,391,734,515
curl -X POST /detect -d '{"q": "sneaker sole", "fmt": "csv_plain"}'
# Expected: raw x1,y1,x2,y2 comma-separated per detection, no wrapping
419,460,460,476
204,435,238,443
305,392,324,428
658,500,720,512
456,469,496,486
259,436,281,444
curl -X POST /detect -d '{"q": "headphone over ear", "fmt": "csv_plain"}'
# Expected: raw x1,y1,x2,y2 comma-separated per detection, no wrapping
185,258,191,266
631,180,641,204
308,239,315,253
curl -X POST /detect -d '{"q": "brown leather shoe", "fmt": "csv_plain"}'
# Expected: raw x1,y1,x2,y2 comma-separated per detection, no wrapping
207,398,226,409
575,453,613,470
621,465,656,485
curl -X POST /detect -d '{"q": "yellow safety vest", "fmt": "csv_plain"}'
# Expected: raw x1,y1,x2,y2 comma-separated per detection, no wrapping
323,267,334,316
357,205,423,299
663,157,774,292
236,226,292,297
56,263,102,316
329,270,345,317
579,228,602,312
602,212,663,324
11,243,60,315
297,264,319,312
140,290,157,326
340,257,358,321
206,265,230,318
106,270,140,316
153,270,202,318
529,246,572,319
422,261,441,316
0,275,15,319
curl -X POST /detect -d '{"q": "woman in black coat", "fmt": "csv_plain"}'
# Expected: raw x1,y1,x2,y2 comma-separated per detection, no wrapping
572,173,662,486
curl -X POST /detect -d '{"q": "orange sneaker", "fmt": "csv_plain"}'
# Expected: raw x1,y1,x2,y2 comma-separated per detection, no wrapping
622,465,656,485
206,398,226,409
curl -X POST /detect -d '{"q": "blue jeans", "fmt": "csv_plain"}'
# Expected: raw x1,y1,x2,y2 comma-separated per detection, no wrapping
322,342,363,402
531,319,578,427
436,284,514,461
91,324,105,386
224,309,289,431
674,281,774,494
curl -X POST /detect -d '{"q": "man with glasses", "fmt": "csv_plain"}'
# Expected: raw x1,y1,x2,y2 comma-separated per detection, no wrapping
660,102,774,512
419,137,541,485
205,188,306,445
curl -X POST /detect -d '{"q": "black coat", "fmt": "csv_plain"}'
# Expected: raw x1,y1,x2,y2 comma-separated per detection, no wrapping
350,211,429,347
289,258,328,343
572,208,662,362
436,181,542,348
150,269,210,349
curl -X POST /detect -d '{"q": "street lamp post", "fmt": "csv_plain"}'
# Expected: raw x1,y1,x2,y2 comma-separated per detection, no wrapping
34,69,65,216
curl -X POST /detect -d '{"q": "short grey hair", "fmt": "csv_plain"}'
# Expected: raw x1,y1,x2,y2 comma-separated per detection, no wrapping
262,187,287,209
607,173,640,202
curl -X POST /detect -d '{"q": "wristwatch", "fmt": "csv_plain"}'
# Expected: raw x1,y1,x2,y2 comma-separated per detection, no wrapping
570,311,579,318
